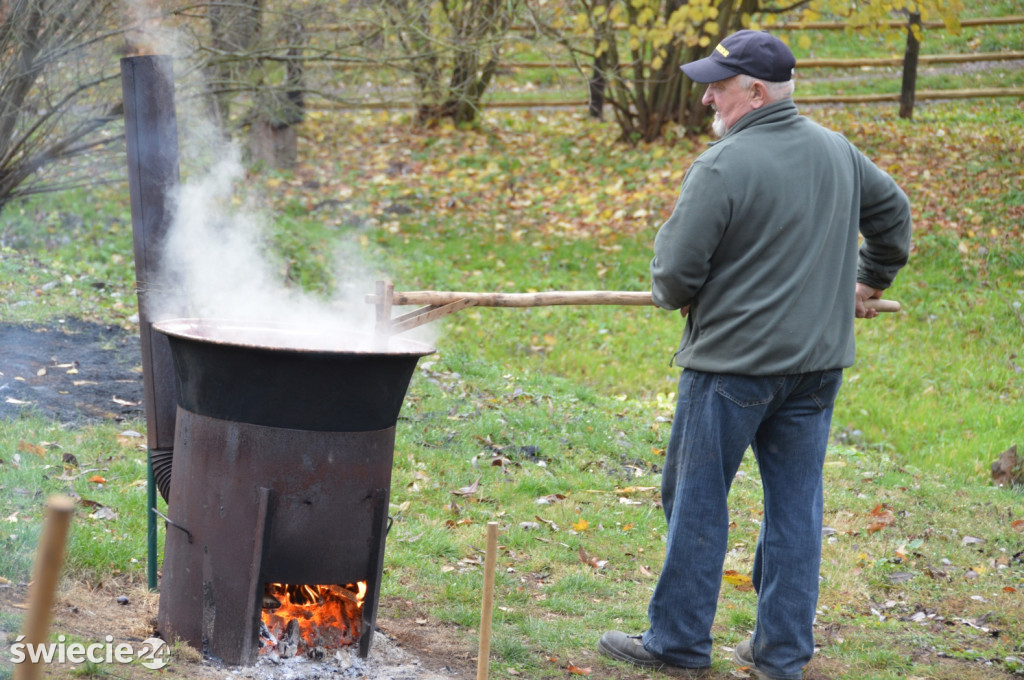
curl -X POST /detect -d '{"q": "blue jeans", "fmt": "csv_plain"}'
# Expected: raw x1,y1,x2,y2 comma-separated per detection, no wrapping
642,369,843,679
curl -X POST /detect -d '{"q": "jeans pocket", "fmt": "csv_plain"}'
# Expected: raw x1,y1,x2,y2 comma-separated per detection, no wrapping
714,374,785,408
810,369,844,410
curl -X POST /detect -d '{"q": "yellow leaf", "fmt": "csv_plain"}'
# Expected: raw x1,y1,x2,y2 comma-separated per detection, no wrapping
572,518,590,532
798,34,812,50
722,570,754,591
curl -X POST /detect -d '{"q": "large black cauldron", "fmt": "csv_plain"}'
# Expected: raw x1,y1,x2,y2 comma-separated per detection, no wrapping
152,318,433,664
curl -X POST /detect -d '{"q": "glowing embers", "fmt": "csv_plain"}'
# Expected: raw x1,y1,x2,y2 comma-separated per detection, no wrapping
260,583,366,659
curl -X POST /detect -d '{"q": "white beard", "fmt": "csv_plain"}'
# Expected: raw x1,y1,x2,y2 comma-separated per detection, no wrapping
711,111,727,137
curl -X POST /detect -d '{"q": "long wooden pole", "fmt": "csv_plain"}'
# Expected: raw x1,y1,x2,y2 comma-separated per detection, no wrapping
476,522,499,680
15,495,76,680
391,290,654,308
382,289,901,313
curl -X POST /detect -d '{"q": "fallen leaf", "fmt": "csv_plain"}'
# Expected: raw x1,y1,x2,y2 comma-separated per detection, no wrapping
578,547,607,569
567,663,592,675
616,486,657,495
90,506,118,521
722,570,754,591
535,493,566,504
572,518,589,532
88,475,107,484
1011,519,1024,533
451,477,481,497
17,441,46,457
867,504,895,534
534,516,559,532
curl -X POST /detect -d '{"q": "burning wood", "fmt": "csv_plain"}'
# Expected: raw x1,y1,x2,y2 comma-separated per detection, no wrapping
259,583,366,659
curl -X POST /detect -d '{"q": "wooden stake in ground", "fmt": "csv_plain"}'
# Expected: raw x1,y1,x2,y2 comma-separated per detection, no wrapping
476,522,499,680
15,495,76,680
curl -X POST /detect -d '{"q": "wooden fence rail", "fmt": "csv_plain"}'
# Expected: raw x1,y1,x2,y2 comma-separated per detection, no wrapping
501,15,1024,33
498,50,1024,70
312,87,1024,111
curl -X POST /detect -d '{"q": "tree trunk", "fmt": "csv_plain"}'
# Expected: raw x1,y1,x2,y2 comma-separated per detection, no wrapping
899,12,921,119
588,63,606,119
208,0,263,125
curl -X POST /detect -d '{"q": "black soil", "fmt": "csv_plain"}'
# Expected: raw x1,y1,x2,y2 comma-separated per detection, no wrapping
0,319,145,426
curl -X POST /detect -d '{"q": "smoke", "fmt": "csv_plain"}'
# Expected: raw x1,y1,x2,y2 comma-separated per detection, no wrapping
122,2,436,350
151,129,398,346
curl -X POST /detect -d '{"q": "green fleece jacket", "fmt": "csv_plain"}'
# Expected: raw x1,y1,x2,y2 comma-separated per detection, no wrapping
651,99,911,375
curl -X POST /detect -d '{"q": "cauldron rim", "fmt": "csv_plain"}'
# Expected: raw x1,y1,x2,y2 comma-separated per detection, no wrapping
152,317,435,357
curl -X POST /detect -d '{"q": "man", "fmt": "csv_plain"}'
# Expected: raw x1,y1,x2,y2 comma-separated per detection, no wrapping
598,30,912,680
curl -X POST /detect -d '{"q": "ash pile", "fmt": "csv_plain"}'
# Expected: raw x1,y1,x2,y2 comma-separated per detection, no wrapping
243,628,459,680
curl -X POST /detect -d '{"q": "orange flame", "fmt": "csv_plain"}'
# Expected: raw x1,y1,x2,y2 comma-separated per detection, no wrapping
260,583,366,655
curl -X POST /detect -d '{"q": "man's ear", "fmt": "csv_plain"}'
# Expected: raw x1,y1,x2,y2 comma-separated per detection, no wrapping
749,80,769,108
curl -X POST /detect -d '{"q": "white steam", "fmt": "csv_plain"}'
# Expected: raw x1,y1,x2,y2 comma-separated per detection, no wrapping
125,5,436,350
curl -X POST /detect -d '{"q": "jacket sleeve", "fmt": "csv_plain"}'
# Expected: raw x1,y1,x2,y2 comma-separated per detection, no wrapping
650,162,730,310
856,151,912,290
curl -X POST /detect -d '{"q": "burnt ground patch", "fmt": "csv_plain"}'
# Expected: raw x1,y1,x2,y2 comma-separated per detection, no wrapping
0,319,145,426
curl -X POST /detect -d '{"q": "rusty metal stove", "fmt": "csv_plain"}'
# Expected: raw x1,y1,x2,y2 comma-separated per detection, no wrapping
152,318,432,665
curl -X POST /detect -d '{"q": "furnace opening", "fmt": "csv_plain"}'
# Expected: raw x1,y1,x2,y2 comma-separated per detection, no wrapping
259,582,366,659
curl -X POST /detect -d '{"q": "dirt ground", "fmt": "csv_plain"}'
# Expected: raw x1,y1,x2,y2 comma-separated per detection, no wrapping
0,580,480,679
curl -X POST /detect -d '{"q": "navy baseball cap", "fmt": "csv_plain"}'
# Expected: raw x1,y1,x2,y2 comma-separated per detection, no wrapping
681,30,795,83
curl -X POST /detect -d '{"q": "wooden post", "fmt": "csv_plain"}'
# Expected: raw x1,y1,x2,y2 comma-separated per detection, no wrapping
374,280,394,340
15,496,76,680
476,522,499,680
900,12,922,119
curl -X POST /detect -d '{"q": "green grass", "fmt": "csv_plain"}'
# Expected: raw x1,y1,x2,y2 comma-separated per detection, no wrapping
0,417,158,584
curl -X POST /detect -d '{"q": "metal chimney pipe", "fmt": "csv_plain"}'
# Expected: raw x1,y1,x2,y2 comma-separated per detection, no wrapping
121,55,182,590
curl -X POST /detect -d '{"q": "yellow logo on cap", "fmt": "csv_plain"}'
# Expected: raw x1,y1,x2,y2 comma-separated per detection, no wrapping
716,43,730,57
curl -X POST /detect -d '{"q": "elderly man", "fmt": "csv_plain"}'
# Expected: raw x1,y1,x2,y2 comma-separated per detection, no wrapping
598,30,912,679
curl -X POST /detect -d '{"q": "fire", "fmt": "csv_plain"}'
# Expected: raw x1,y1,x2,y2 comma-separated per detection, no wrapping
260,582,366,658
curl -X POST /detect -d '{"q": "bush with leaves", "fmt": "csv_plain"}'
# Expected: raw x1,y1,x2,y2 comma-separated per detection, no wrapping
534,0,962,142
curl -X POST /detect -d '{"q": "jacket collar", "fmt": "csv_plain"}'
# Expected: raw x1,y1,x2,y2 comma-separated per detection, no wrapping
708,99,798,145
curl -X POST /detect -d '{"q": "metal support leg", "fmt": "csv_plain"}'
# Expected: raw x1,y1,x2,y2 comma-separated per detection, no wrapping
147,449,158,591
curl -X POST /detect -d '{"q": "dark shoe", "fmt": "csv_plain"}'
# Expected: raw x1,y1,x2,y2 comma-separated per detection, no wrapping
598,631,710,677
733,639,790,680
